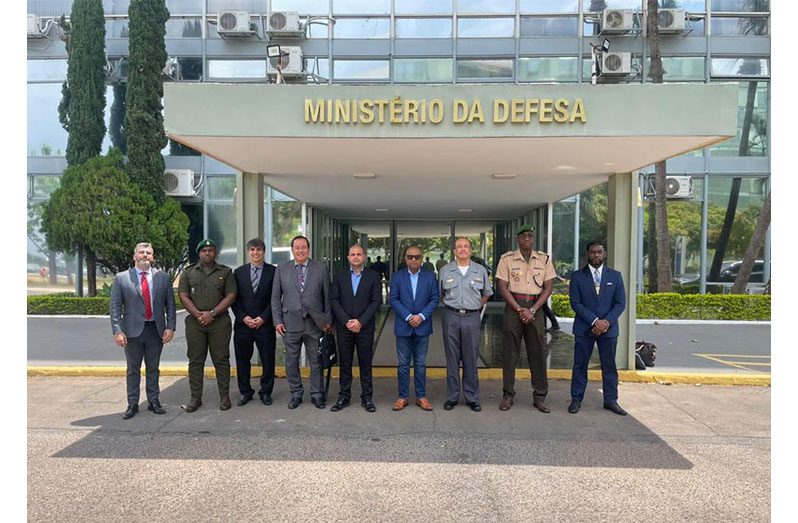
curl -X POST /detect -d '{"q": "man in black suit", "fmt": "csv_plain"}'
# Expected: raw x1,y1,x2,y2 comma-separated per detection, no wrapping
330,244,382,412
231,238,277,406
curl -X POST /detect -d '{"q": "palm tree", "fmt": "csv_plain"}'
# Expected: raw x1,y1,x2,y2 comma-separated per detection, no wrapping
730,191,769,294
647,0,673,291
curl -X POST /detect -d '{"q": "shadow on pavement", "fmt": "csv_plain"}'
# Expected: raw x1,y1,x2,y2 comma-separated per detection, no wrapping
56,377,692,470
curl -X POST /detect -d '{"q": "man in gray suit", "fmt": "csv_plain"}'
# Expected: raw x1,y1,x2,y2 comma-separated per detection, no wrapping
110,242,177,420
272,235,332,410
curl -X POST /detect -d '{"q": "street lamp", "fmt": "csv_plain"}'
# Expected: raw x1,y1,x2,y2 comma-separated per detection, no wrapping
266,44,288,84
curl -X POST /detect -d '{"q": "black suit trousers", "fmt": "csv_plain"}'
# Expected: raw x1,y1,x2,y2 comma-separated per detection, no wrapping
335,326,375,401
233,325,277,397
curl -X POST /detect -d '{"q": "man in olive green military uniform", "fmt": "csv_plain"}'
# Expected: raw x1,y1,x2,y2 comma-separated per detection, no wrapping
178,239,237,412
495,225,556,413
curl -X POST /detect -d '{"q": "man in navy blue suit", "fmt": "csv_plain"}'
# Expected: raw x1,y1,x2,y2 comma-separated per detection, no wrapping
568,240,627,416
389,245,439,412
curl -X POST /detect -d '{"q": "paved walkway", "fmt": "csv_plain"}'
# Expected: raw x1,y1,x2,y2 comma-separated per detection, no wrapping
28,375,770,521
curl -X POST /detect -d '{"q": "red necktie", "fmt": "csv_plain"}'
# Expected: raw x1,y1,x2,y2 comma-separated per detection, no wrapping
141,272,153,320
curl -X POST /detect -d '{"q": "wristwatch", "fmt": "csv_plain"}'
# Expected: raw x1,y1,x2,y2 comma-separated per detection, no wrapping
530,307,537,314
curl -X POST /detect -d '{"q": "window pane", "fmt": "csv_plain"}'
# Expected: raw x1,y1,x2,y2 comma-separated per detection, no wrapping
333,60,390,80
106,19,129,38
31,175,62,199
207,176,235,201
166,18,202,37
208,60,267,78
456,59,514,80
304,57,330,79
518,57,578,82
28,83,68,156
396,18,452,38
28,0,75,17
458,17,514,37
583,0,642,10
207,202,237,267
334,18,390,38
457,0,514,14
710,81,768,157
396,0,453,15
174,57,203,80
667,0,706,10
705,176,768,285
645,57,706,81
302,17,329,38
272,0,329,14
394,58,453,82
333,0,391,15
711,16,768,35
521,0,579,13
27,60,68,82
165,0,202,13
711,0,768,12
207,0,267,12
711,58,769,77
520,16,578,36
103,0,130,15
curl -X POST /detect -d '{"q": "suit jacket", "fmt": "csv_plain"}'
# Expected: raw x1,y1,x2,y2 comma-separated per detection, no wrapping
330,267,381,332
389,268,439,337
231,262,276,330
110,268,176,338
569,265,626,338
271,259,332,333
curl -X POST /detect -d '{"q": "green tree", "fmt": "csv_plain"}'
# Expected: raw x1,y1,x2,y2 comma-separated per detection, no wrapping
60,0,106,167
41,151,190,287
109,84,127,154
125,0,170,202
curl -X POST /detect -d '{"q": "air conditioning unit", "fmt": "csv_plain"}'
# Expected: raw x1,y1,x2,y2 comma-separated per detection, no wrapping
217,11,253,36
267,11,302,36
163,169,196,197
28,14,45,38
601,52,631,75
267,46,304,76
658,8,687,33
665,176,694,199
601,9,634,34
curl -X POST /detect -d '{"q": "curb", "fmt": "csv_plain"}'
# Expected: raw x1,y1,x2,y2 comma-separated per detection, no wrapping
27,366,770,386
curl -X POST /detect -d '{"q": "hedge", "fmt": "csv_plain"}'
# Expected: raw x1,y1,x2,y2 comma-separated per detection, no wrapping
28,291,185,315
552,293,769,321
28,292,769,320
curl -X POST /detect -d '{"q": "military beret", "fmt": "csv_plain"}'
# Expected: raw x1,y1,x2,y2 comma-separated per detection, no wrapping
196,238,216,253
516,225,534,236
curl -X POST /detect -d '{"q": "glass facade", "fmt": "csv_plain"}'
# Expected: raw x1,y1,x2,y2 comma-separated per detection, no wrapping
26,1,771,294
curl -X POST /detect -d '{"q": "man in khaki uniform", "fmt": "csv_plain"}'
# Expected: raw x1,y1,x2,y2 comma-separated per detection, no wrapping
495,225,556,413
178,239,237,412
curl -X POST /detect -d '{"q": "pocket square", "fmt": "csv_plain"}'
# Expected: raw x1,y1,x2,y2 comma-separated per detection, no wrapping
606,282,613,286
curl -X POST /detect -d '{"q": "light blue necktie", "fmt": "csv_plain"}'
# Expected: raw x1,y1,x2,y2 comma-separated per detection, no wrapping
593,268,601,294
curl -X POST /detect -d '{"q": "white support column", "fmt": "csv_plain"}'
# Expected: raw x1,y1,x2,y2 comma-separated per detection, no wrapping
235,171,264,267
607,171,639,370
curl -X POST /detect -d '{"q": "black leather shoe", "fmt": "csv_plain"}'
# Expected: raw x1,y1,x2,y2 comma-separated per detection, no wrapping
604,402,628,416
568,399,581,414
147,401,165,415
533,400,551,413
311,397,326,409
362,400,376,412
237,394,253,407
288,397,302,409
467,401,482,412
122,405,138,420
330,399,350,412
259,394,272,406
443,400,457,411
184,398,202,413
220,396,232,411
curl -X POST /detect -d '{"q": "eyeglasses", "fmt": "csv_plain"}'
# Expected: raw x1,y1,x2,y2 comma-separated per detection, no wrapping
405,254,422,260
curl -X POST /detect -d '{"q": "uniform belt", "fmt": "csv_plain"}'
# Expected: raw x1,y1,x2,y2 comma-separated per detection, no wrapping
144,320,156,325
512,293,539,302
444,305,480,314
